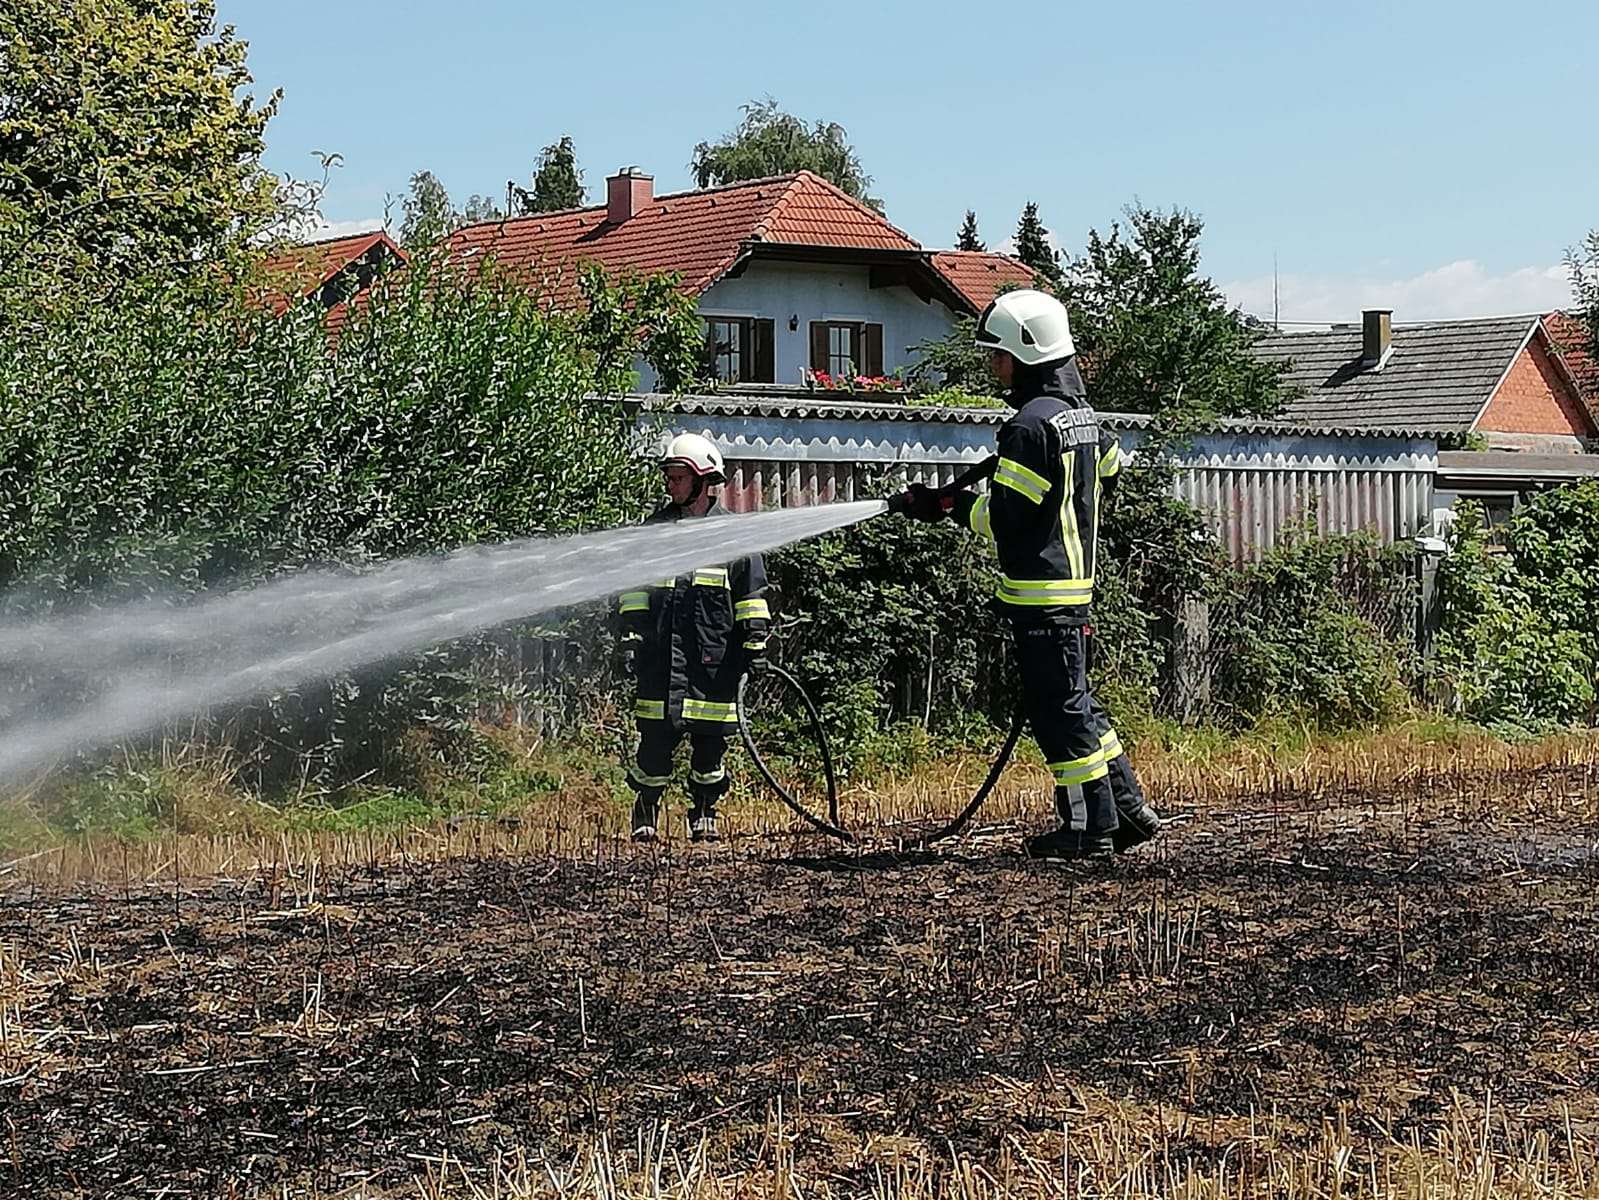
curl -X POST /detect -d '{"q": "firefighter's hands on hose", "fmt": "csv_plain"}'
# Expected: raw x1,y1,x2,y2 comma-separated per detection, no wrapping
887,482,951,523
746,649,770,678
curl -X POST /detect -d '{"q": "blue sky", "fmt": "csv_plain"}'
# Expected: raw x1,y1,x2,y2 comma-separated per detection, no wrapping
221,0,1597,322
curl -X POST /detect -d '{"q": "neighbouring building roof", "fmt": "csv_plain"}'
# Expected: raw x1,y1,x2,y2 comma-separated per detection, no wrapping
1544,310,1599,426
929,251,1038,312
1252,314,1541,432
443,171,1029,314
256,230,405,314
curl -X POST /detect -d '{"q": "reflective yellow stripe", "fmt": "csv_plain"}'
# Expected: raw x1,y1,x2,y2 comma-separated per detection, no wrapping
618,591,650,614
1050,751,1108,787
692,568,729,588
1061,451,1085,580
690,767,726,785
1099,729,1125,760
634,698,666,720
995,575,1093,606
969,494,993,542
629,764,671,787
734,598,769,620
743,639,767,651
1098,440,1122,478
994,457,1048,505
682,698,738,723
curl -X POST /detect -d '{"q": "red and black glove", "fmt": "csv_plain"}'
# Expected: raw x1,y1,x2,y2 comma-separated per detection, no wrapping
887,483,951,523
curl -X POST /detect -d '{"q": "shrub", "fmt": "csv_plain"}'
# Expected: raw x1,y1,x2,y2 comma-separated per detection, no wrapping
1435,491,1599,730
1207,532,1416,731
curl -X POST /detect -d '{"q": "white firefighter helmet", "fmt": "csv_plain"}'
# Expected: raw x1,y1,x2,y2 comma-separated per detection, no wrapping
973,288,1075,366
660,432,725,483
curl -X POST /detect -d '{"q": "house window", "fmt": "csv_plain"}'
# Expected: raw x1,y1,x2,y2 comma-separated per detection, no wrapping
702,316,774,384
810,321,885,378
707,318,744,383
827,324,857,376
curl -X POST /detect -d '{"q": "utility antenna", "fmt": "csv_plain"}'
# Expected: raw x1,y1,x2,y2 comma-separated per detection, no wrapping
1273,252,1280,331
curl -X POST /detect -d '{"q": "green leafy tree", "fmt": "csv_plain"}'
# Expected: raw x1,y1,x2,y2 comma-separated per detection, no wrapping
956,211,985,252
399,170,458,248
1065,204,1291,420
524,135,585,213
460,193,504,224
691,99,879,210
1568,229,1599,362
1012,202,1060,285
0,0,280,292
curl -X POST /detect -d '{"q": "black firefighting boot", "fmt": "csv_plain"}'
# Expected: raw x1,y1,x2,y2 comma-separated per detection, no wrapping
688,809,720,843
630,793,663,843
1023,784,1115,860
1024,827,1115,860
1105,753,1161,853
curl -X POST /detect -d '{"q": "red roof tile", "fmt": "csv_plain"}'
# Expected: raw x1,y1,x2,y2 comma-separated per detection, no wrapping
256,230,404,314
1545,311,1599,425
444,172,920,305
930,251,1038,312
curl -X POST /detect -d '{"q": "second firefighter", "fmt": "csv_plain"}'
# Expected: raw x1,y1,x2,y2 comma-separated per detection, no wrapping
615,433,770,843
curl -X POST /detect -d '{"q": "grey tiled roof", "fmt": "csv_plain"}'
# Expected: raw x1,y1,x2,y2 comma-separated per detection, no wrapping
1252,315,1538,432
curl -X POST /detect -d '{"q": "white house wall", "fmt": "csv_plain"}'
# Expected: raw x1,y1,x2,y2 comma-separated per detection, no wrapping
697,261,963,384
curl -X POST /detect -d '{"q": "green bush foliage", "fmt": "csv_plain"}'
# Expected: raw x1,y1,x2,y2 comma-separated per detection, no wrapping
1207,532,1416,731
0,249,700,783
1435,489,1599,730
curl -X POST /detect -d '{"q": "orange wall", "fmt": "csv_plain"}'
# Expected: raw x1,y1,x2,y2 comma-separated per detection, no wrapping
1478,336,1598,436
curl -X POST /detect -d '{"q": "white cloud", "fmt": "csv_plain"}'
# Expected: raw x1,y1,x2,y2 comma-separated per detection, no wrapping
283,214,389,243
1220,259,1575,326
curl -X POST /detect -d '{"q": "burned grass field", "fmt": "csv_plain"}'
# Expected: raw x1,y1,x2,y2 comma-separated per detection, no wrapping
3,737,1599,1198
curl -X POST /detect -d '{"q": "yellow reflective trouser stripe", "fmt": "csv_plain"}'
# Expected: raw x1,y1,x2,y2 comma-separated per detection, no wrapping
682,698,738,723
629,764,671,787
1051,752,1109,786
734,598,769,620
994,458,1047,504
618,590,650,614
969,494,993,542
1061,451,1085,580
995,575,1093,606
1099,729,1125,760
634,698,666,720
1098,440,1122,478
690,767,726,785
692,568,729,587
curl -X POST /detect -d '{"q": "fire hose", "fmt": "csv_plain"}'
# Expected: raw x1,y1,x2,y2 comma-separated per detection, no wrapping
736,455,1029,846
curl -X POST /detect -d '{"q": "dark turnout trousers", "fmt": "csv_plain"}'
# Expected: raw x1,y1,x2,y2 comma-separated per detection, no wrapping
1012,621,1147,837
628,722,731,816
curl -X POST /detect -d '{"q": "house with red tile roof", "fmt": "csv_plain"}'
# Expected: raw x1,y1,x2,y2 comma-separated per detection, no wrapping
443,169,1034,388
256,230,406,317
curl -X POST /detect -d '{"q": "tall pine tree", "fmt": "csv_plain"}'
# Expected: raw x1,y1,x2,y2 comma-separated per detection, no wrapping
1013,202,1060,284
955,211,984,252
525,136,584,213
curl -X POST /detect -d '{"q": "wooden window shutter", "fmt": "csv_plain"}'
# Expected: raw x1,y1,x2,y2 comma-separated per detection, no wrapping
810,322,830,370
751,319,775,383
863,323,884,376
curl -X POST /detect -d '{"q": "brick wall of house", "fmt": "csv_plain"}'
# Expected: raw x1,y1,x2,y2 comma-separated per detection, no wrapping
1477,335,1598,436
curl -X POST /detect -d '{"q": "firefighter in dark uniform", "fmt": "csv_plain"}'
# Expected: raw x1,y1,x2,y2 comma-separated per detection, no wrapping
894,289,1161,859
616,433,769,843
